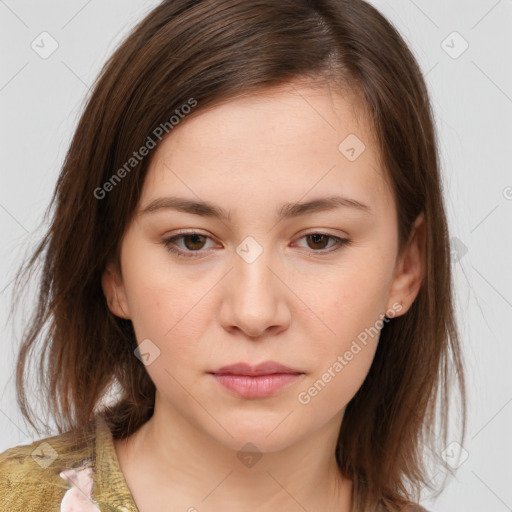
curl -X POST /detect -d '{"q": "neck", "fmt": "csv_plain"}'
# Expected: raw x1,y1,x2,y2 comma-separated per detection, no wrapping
114,396,353,511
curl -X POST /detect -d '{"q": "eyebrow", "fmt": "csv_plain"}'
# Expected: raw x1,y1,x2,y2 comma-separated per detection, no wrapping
138,195,373,221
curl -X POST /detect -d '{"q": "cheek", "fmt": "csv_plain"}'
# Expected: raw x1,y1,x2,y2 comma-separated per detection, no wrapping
121,240,207,338
126,278,209,351
318,258,391,328
301,251,393,370
295,343,376,420
295,271,389,415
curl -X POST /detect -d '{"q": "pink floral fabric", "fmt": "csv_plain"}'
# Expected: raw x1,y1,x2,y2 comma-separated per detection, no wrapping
59,460,101,512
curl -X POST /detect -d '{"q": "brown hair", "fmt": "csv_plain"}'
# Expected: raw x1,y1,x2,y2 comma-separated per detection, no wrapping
9,0,467,510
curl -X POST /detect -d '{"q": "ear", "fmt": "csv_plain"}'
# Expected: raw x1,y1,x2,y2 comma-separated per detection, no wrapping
101,261,131,319
386,212,426,317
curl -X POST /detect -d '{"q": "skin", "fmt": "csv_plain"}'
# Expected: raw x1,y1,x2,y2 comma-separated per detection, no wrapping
102,79,425,512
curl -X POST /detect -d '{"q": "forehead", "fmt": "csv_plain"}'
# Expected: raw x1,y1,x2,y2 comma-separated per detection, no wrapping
166,81,374,152
141,81,393,218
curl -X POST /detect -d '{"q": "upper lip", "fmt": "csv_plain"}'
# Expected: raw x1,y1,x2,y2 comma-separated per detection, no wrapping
210,361,303,376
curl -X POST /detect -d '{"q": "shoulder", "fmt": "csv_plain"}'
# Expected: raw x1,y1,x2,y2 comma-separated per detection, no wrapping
0,427,96,512
0,438,67,511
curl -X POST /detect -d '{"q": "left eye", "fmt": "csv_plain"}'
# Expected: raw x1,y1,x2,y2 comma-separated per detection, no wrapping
162,232,351,259
294,233,346,251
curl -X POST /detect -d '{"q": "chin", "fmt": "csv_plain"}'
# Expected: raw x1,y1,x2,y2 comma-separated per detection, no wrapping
203,415,303,454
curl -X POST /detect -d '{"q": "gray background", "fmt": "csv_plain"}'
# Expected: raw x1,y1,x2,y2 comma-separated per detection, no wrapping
1,1,511,511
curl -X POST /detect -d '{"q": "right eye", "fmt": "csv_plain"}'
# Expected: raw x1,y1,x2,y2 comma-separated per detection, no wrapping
162,231,218,258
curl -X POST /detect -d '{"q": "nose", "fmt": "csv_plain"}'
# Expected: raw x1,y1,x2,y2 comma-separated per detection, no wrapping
217,245,291,339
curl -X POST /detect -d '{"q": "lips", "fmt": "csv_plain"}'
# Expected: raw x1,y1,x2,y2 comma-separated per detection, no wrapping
210,361,303,376
209,361,305,399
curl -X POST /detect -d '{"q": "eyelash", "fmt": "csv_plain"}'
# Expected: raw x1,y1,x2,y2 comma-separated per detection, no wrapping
162,231,351,259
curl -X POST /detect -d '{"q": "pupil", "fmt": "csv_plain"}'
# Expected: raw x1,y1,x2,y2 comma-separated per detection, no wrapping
309,234,327,249
185,234,204,250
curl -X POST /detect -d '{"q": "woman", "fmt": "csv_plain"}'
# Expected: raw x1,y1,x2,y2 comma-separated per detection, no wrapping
0,1,466,511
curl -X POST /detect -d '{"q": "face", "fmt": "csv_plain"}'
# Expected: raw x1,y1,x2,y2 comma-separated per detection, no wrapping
102,80,424,453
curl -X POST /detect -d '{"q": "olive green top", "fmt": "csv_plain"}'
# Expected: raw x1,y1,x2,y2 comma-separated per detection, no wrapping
0,414,139,511
0,414,431,512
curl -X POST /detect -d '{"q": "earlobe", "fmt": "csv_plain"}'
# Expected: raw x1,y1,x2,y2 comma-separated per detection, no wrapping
101,263,131,319
386,212,426,317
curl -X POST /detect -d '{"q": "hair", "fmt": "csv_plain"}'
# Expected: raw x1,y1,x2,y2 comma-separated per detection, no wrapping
8,1,467,510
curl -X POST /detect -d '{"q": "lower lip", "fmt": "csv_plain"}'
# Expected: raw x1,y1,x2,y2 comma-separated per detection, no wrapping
210,373,303,399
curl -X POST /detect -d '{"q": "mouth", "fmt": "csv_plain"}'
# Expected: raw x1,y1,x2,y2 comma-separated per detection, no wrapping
210,361,303,376
208,361,305,399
